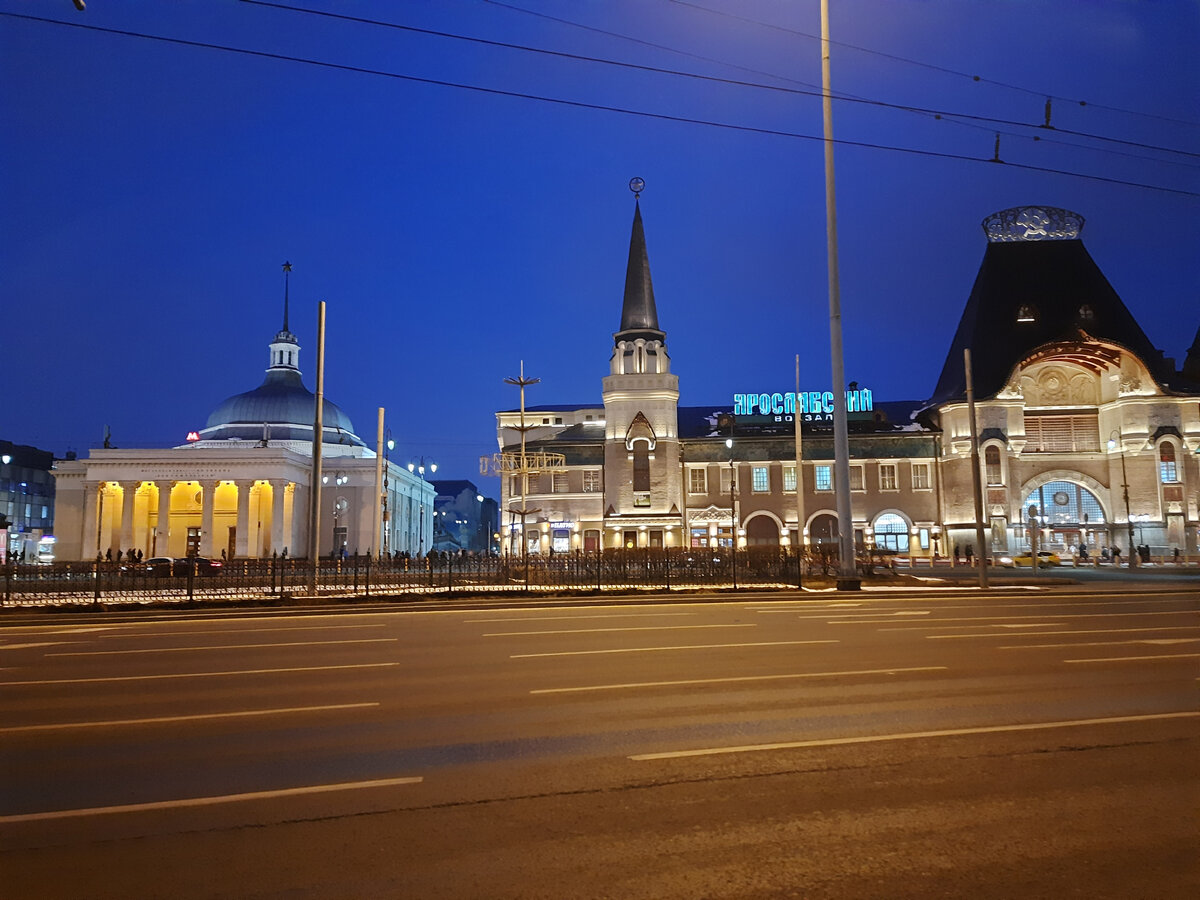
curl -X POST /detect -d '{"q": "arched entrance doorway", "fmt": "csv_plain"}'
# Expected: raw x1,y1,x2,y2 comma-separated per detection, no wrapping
873,513,910,552
1021,480,1107,555
809,513,838,545
745,514,780,547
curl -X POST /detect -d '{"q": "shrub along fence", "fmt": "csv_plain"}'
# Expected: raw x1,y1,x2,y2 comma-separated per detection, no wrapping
0,547,887,607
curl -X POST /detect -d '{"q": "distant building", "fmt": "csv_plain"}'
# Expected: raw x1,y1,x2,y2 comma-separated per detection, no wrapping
1,440,56,562
52,278,435,560
492,200,1199,559
430,479,498,554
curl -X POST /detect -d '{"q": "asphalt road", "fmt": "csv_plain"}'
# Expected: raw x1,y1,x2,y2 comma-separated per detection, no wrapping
2,584,1198,899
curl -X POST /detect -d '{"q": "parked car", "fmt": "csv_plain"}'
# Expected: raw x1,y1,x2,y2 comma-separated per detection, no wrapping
142,556,176,576
176,556,223,576
998,550,1061,568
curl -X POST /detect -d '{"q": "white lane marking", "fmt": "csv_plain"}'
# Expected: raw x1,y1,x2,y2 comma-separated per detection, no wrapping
48,638,398,656
628,711,1200,760
833,610,1193,624
532,666,945,695
512,640,839,659
0,643,70,650
929,626,1199,640
999,639,1200,651
466,613,697,623
0,702,378,733
0,662,400,686
485,624,757,637
0,776,423,824
1064,653,1200,664
93,624,387,638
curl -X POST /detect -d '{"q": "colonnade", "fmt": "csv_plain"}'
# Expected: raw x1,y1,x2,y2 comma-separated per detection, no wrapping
83,478,298,561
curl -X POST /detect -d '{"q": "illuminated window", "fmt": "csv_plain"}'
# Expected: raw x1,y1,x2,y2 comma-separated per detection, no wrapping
688,468,707,494
583,470,600,492
985,446,1002,485
874,513,909,552
815,465,832,492
751,466,769,493
783,465,796,492
1016,304,1038,323
912,463,930,490
1078,305,1094,322
879,464,897,491
1159,443,1178,483
850,465,864,491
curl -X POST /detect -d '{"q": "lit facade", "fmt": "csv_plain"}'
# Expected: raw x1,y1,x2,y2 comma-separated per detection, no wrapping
495,202,1200,560
53,290,435,561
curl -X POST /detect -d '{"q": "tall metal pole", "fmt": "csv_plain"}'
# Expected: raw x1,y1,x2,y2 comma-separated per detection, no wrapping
373,407,384,558
307,301,326,594
794,353,805,586
964,348,989,589
820,0,857,587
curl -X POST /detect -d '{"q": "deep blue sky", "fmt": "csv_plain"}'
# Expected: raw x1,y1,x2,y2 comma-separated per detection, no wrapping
3,1,1197,489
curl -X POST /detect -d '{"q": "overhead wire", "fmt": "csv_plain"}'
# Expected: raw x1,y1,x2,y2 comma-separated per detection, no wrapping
666,0,1200,130
2,10,1197,199
240,0,1199,165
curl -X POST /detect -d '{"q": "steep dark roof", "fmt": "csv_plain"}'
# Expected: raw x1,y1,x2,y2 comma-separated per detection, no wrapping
928,226,1170,408
614,200,664,344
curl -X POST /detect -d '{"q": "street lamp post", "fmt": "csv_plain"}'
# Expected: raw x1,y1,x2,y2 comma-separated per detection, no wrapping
382,432,394,557
726,436,738,590
1107,430,1138,568
322,470,347,558
408,457,436,557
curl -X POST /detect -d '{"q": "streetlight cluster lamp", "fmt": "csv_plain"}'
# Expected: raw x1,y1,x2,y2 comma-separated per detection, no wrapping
408,457,437,556
1107,430,1138,568
322,470,347,557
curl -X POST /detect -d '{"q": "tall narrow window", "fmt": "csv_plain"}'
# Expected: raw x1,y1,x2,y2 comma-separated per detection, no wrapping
849,465,864,491
688,468,707,494
783,465,796,492
912,462,930,490
985,446,1002,485
632,443,650,493
815,465,832,492
1159,443,1178,483
751,466,769,493
879,464,897,491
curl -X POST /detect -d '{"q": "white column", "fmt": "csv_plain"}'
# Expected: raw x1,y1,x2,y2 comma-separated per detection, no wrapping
271,482,286,557
156,481,173,557
118,482,136,557
200,481,218,557
235,481,251,558
82,481,101,560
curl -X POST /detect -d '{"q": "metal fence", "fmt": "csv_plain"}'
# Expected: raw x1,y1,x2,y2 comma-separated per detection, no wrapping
0,548,863,607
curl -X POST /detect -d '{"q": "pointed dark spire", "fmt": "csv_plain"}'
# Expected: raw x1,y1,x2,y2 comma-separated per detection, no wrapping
281,261,292,332
615,199,665,343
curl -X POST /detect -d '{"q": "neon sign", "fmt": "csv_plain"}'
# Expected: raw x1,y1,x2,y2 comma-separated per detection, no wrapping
733,388,873,417
185,431,200,442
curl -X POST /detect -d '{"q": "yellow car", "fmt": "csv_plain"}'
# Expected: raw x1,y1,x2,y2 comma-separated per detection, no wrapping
998,550,1061,568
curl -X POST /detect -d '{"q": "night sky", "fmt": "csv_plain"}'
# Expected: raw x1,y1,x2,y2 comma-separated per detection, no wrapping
2,1,1197,489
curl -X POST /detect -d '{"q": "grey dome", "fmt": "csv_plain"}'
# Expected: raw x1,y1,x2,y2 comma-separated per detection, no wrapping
200,369,365,447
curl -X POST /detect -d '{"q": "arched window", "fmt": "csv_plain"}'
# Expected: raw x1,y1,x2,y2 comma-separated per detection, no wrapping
874,513,909,552
1022,481,1105,525
632,442,650,501
985,446,1002,485
1159,443,1178,483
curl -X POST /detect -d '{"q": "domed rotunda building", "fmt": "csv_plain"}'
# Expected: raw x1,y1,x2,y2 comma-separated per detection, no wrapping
53,280,433,561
